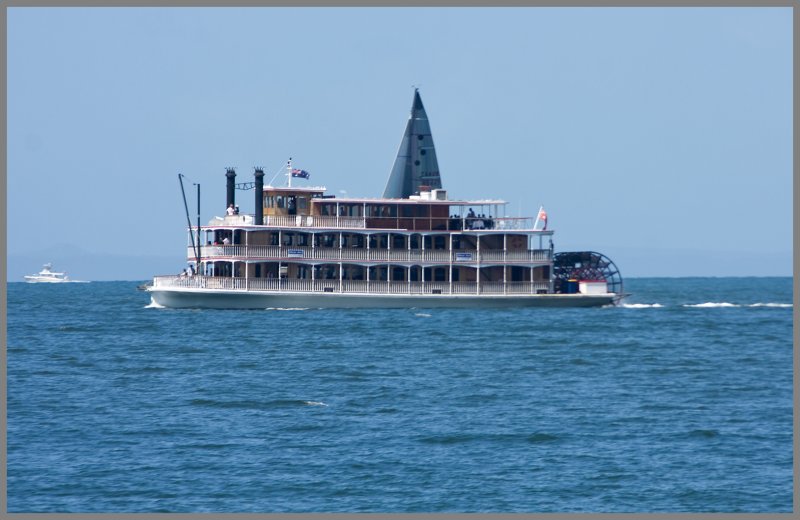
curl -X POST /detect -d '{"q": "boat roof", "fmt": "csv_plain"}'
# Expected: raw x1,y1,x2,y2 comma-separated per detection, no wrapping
263,185,327,193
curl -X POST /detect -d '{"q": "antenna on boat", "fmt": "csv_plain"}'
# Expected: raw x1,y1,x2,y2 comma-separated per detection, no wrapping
267,162,285,186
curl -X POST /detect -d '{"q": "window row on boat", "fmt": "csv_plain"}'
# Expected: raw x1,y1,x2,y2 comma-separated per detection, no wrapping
214,214,540,231
200,261,552,284
189,245,552,266
201,230,542,251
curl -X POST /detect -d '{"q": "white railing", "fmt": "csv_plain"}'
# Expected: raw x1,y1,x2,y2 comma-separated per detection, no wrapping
152,276,551,295
192,246,552,265
208,214,548,231
462,217,535,230
262,214,367,229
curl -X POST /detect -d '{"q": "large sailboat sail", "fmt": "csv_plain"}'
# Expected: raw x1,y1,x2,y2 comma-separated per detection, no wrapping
382,89,443,199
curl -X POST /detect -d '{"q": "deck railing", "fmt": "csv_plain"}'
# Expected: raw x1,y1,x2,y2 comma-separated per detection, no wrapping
191,245,551,264
152,275,551,295
208,214,542,231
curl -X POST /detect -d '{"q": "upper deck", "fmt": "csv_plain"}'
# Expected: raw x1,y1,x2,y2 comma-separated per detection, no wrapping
217,184,548,233
209,213,548,233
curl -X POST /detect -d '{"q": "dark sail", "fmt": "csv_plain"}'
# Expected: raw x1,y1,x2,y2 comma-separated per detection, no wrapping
382,89,443,198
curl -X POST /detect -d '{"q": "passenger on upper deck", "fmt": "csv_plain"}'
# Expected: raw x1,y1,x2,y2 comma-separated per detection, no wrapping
226,204,236,216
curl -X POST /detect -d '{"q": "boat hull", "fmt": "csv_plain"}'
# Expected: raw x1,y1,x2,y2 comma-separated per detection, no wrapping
147,287,617,309
24,276,70,283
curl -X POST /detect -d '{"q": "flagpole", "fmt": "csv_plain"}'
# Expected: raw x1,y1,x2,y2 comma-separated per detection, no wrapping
533,205,542,230
287,157,292,188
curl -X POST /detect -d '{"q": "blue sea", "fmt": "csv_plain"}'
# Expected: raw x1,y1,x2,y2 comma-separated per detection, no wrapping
6,277,794,513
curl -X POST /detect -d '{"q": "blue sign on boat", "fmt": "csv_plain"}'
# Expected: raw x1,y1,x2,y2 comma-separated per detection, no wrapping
455,252,473,261
288,249,304,258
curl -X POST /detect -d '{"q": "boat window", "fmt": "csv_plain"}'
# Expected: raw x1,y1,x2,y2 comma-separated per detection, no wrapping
276,196,285,208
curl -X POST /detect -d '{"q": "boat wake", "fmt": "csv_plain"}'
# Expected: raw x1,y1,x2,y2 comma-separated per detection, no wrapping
303,401,328,406
145,298,166,309
683,302,793,308
265,307,311,311
683,302,739,308
616,302,791,309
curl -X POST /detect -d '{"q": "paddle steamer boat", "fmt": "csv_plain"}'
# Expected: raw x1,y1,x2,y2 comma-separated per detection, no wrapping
148,91,623,308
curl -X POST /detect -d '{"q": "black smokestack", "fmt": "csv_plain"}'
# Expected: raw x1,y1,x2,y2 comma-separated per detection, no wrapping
254,167,264,225
225,167,236,209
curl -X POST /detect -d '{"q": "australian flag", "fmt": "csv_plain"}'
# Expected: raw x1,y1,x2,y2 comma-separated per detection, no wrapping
291,168,310,179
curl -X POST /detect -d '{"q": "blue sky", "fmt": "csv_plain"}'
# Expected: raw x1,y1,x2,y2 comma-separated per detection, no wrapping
7,7,793,280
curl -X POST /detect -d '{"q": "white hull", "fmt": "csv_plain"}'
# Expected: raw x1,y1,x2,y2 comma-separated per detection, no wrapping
23,264,85,283
23,276,87,283
24,277,69,283
148,287,617,309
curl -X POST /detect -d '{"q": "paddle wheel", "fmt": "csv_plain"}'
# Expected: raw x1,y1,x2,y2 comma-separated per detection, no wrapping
553,251,623,295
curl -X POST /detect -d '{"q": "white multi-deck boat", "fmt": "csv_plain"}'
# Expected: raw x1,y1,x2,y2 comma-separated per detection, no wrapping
148,91,623,309
24,263,73,283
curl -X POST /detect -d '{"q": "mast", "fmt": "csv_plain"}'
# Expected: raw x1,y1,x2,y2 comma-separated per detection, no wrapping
382,89,443,199
178,174,200,269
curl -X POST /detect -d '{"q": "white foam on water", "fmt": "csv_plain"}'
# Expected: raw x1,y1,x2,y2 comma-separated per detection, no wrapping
265,307,310,311
683,302,739,308
415,313,432,317
303,401,328,406
620,303,664,309
145,298,165,309
749,303,793,308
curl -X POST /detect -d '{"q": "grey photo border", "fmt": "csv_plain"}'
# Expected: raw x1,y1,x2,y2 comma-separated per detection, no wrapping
0,0,796,518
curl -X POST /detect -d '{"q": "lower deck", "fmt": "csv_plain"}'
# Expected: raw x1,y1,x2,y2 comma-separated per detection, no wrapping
148,276,616,309
152,275,552,295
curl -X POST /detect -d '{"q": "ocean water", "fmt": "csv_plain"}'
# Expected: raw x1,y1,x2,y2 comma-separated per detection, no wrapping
6,277,794,513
